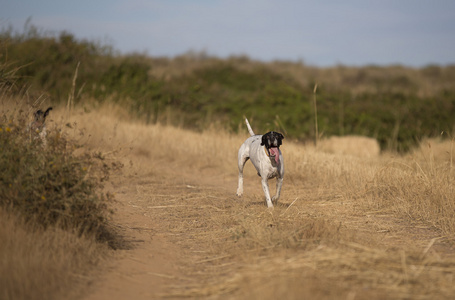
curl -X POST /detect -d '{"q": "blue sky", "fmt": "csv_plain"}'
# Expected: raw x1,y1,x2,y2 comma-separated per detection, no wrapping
2,0,455,66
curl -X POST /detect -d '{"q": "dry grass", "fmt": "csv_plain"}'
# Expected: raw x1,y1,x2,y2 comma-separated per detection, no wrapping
0,209,107,300
58,101,241,178
0,98,115,300
58,104,455,299
366,138,455,236
317,135,381,158
3,100,455,299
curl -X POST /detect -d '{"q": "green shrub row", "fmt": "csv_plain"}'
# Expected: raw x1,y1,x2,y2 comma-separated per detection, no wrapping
2,24,455,151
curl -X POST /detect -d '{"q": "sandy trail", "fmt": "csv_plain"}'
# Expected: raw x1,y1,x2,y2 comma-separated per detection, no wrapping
82,167,455,299
83,177,183,300
82,164,242,299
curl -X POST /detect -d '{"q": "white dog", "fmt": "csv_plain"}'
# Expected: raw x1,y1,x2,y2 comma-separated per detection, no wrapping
236,118,284,208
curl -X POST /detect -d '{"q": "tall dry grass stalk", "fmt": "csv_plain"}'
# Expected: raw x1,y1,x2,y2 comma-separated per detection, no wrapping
67,61,80,117
312,83,319,146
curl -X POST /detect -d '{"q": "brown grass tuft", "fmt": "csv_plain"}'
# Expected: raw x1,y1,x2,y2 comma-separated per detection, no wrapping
0,209,108,300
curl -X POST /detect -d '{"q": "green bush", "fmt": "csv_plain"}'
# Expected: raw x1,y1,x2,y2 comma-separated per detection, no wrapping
0,110,113,237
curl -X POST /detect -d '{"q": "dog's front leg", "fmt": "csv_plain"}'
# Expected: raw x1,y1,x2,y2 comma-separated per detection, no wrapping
272,177,283,205
261,178,274,208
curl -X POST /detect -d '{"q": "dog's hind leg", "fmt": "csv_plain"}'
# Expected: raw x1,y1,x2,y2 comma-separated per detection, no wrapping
236,146,249,197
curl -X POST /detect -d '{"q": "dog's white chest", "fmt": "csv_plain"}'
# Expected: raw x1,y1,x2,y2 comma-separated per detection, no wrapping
250,146,282,178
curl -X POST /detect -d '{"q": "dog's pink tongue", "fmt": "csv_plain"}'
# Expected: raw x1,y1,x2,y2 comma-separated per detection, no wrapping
270,147,280,164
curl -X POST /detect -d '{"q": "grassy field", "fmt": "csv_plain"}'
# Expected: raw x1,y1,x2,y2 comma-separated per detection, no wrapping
2,95,455,299
1,24,455,299
63,104,455,299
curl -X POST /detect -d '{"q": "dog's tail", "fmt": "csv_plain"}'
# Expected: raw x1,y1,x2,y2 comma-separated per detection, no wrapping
245,118,255,136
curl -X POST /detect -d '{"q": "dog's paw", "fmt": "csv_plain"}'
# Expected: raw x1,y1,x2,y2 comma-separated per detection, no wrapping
265,199,274,209
236,190,243,197
271,196,279,205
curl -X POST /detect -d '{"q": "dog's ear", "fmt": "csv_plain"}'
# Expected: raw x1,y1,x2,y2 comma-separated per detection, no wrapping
275,133,283,146
43,107,53,119
261,133,269,146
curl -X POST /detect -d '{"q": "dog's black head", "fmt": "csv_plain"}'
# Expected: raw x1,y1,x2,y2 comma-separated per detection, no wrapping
260,131,284,149
34,107,52,123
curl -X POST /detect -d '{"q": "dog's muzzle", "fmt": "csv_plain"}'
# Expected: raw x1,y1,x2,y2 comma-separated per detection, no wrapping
265,146,280,165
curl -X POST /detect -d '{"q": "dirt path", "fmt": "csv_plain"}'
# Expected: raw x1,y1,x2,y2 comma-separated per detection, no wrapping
83,176,183,300
82,166,240,300
65,107,455,300
79,156,455,300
